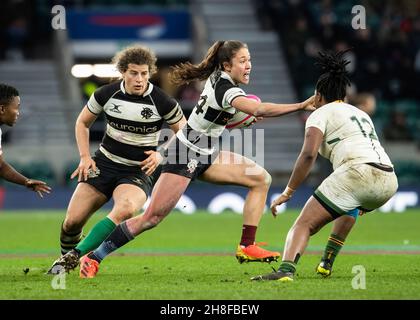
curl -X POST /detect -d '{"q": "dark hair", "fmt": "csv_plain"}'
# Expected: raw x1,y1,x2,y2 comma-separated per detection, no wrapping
0,83,19,105
112,45,157,76
170,40,247,85
315,50,351,102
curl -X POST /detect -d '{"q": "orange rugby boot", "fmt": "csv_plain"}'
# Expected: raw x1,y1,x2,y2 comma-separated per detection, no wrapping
79,253,100,278
236,242,280,264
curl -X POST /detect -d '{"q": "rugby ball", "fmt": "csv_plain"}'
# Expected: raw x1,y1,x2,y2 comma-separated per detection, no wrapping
226,94,260,129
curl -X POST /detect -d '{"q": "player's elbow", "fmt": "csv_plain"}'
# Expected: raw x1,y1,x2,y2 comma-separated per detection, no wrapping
300,151,317,163
253,106,265,117
76,117,89,127
254,103,275,117
75,118,83,129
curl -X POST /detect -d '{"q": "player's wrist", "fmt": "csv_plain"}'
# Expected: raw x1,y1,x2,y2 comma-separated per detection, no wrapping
298,101,304,110
24,178,32,188
282,186,295,199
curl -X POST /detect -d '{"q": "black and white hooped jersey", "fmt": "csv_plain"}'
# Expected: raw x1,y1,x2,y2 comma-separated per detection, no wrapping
87,80,183,165
177,70,246,155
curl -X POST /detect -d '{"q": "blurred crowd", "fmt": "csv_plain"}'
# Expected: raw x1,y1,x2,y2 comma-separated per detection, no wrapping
0,1,34,60
255,0,420,144
255,0,419,100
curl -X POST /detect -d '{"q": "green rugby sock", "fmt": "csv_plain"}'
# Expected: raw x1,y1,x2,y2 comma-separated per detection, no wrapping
278,260,296,274
322,233,345,265
76,217,116,256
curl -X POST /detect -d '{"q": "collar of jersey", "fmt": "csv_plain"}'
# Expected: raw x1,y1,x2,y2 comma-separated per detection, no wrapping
120,80,154,97
220,71,237,85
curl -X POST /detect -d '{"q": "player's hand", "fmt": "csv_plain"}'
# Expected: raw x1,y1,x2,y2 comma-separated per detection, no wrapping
140,150,162,176
270,194,290,217
301,95,316,111
251,116,264,125
358,209,367,216
25,179,51,198
71,156,97,182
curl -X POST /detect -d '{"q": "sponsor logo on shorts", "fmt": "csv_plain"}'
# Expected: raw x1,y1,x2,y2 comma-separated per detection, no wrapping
132,178,143,186
87,168,100,178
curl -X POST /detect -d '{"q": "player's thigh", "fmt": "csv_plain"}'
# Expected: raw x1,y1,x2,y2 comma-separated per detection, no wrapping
200,151,270,187
112,184,147,214
65,183,108,227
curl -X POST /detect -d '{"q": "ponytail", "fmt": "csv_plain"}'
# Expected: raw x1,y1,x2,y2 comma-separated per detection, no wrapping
170,40,247,86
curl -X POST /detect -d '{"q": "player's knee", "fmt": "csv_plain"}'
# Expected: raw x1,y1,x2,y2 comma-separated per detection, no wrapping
250,168,271,189
309,223,322,235
263,170,272,187
112,210,135,223
62,217,83,234
293,218,319,235
304,220,321,235
114,199,138,220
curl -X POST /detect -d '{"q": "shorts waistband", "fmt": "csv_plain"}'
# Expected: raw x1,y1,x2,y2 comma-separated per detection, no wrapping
366,162,394,172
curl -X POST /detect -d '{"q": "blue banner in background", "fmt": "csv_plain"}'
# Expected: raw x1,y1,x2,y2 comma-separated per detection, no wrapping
67,9,190,40
0,184,418,213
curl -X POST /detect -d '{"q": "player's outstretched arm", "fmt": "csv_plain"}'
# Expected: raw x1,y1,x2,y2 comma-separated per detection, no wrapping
232,95,315,118
0,155,51,197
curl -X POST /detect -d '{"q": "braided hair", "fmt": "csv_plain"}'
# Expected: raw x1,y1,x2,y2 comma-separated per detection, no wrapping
315,50,351,102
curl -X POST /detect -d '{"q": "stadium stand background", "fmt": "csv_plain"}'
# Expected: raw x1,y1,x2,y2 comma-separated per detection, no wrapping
0,0,419,207
253,0,420,185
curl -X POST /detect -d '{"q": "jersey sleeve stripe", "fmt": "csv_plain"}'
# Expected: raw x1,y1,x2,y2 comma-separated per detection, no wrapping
86,103,100,115
164,105,184,124
224,90,245,106
87,95,102,115
163,103,180,119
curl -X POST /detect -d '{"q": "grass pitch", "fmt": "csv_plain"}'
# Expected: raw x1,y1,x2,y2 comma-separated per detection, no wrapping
0,209,419,300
